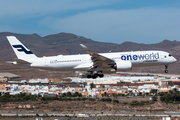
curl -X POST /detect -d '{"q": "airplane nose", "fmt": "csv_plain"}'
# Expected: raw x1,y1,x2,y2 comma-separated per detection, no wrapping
173,57,177,62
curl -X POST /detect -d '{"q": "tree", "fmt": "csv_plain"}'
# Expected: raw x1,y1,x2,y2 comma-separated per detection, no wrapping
172,88,178,94
104,92,107,97
129,90,133,96
61,93,67,97
138,92,142,96
66,92,72,97
90,82,96,90
158,92,166,96
145,93,149,96
171,88,179,103
100,85,105,88
73,92,82,97
152,96,158,101
160,96,166,102
78,93,82,97
73,92,78,97
112,93,117,98
83,82,87,87
3,93,10,98
150,89,158,95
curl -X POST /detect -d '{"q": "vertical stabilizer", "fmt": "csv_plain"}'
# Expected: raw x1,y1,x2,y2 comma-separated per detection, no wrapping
7,36,37,60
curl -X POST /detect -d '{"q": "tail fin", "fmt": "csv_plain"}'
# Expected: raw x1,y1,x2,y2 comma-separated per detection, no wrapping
6,36,37,60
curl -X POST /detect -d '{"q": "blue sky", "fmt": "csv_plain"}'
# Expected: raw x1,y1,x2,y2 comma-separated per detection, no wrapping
1,0,180,44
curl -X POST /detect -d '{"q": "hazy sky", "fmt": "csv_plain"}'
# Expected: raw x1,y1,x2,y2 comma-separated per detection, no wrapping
1,0,180,44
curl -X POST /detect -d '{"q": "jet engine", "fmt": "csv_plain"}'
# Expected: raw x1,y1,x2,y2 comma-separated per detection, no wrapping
113,61,132,71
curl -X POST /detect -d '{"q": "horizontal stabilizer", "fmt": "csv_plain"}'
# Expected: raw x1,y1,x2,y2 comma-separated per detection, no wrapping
5,61,14,63
13,58,31,64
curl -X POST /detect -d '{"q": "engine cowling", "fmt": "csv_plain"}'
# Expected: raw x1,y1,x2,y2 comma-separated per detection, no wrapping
114,61,132,71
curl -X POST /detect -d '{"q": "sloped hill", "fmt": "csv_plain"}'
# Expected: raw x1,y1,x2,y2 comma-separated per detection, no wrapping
0,32,118,59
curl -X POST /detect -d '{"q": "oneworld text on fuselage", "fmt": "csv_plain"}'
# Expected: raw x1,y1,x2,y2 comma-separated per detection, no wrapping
121,52,159,61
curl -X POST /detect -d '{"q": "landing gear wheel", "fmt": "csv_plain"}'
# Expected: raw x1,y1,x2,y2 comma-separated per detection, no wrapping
87,75,92,78
92,74,98,79
99,74,104,78
165,70,168,73
86,72,104,79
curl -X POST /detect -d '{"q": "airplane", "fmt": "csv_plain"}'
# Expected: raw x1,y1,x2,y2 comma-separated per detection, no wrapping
6,36,177,79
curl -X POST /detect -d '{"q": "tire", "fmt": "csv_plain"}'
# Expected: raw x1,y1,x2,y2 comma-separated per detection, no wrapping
99,74,104,78
92,74,98,79
87,75,92,78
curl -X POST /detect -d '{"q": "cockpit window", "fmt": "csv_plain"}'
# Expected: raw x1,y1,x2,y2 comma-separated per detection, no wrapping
169,54,172,57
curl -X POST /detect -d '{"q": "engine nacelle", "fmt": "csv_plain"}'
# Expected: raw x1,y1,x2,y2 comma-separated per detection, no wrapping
114,61,132,71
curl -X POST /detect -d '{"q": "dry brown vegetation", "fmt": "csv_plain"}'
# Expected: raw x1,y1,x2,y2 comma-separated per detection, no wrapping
0,99,178,115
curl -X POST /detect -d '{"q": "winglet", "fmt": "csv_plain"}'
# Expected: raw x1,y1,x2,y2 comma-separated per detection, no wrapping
80,44,93,55
80,44,87,49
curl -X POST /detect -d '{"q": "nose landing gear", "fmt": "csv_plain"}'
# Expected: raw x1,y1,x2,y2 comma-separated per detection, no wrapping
165,65,168,73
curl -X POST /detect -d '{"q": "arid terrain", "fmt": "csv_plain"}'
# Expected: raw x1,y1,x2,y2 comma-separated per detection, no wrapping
0,98,178,115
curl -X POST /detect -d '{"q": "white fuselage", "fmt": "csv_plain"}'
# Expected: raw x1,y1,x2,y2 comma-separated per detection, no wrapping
26,50,176,72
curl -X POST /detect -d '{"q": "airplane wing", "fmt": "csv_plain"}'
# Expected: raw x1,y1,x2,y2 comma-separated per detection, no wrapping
80,44,115,71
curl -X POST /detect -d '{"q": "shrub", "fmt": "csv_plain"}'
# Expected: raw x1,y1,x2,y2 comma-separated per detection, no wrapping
77,98,82,101
89,98,95,101
113,100,119,103
82,98,87,101
100,98,112,102
130,100,139,106
140,100,150,105
100,98,106,101
123,102,127,105
106,98,112,102
152,96,158,101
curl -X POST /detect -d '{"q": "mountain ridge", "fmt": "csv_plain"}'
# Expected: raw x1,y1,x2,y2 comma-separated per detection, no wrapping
0,32,179,56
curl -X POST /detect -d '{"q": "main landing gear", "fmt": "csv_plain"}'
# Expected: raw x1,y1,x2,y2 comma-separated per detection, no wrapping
165,65,168,73
87,72,104,79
